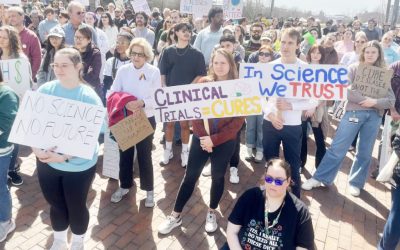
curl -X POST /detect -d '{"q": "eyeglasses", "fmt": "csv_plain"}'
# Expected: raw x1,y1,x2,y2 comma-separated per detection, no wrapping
265,175,287,186
50,63,74,69
179,29,192,33
130,52,145,58
259,52,271,57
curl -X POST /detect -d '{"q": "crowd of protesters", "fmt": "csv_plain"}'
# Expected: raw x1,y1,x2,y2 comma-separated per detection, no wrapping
1,0,400,249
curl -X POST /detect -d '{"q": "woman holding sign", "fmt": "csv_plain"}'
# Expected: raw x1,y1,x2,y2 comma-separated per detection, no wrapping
108,38,160,206
303,41,395,197
223,159,315,250
32,48,103,250
0,25,32,186
158,48,245,234
0,71,19,242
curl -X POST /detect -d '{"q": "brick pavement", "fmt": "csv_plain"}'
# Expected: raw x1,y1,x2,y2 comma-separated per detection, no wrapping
0,120,396,250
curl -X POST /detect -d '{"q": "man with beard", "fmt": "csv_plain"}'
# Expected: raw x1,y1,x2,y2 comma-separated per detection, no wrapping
113,8,123,30
131,11,155,46
243,23,263,61
363,19,380,41
158,23,207,168
193,7,224,66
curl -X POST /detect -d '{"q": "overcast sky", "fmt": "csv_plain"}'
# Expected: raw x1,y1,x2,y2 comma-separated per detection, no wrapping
273,0,385,15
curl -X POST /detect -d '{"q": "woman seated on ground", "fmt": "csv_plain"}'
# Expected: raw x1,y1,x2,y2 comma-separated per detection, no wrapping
224,158,315,250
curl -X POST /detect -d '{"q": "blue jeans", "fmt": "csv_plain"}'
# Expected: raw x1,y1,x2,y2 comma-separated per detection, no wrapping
246,115,263,152
263,120,302,198
313,110,381,188
0,152,12,222
379,184,400,250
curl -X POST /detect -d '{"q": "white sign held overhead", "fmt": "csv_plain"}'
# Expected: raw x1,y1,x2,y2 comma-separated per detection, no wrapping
223,0,243,19
180,0,212,19
8,91,106,160
130,0,151,15
3,0,21,4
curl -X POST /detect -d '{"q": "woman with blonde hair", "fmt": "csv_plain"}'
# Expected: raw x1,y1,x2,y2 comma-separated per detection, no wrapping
303,41,395,197
158,48,245,234
108,38,161,206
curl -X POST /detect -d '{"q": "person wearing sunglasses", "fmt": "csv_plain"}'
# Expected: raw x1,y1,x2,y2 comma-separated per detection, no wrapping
223,158,315,250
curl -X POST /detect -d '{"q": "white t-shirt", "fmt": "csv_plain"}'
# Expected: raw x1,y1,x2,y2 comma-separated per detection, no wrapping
110,62,161,117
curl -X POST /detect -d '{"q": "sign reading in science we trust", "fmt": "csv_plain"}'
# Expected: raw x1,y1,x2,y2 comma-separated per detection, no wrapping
152,79,262,123
240,63,349,100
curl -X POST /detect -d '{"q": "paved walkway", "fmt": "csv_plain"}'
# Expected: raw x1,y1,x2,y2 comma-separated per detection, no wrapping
0,121,394,250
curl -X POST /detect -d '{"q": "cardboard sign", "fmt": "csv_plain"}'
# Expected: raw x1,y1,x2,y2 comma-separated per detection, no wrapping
180,0,213,19
110,110,154,151
240,63,349,100
352,65,393,99
8,91,106,160
223,0,243,20
130,0,151,15
0,58,31,97
3,0,21,4
77,0,90,6
152,79,262,122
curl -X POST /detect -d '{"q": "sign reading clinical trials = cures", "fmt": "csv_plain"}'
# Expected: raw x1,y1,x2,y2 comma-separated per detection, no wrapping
240,63,349,100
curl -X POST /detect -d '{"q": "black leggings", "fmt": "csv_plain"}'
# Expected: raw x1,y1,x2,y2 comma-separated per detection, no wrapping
229,130,241,168
118,116,156,191
37,160,96,234
174,136,236,212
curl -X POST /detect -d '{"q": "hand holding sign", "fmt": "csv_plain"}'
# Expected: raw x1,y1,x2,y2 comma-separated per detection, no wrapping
359,97,377,108
276,98,292,111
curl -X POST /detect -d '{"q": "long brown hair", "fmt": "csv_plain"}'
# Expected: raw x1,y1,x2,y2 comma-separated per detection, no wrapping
208,48,238,81
0,25,23,59
359,40,386,68
306,44,325,64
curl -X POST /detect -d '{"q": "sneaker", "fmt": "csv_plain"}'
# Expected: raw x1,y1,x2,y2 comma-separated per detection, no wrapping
70,242,84,250
205,211,218,233
145,191,155,208
111,188,129,203
245,147,254,161
160,149,173,166
301,178,321,191
349,185,360,197
202,163,211,177
0,220,15,242
8,171,23,186
158,215,182,234
254,151,263,163
229,167,239,184
181,150,189,168
49,239,68,250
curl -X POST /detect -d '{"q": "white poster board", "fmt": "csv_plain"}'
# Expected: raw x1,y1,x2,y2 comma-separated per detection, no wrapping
152,79,262,122
180,0,213,19
3,0,21,4
77,0,90,6
239,63,349,101
102,127,120,180
0,58,31,97
223,0,243,20
130,0,151,15
8,91,106,160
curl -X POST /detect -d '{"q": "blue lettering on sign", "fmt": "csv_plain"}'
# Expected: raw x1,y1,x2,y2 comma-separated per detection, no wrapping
243,66,263,78
259,81,287,97
270,63,348,85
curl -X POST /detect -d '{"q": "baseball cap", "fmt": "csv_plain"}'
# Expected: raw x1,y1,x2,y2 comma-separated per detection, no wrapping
48,26,65,38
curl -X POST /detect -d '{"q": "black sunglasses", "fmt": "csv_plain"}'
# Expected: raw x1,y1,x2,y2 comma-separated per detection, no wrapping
265,175,287,186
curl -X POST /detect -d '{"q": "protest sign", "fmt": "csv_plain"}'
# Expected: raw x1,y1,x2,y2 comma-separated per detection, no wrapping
130,0,151,15
0,58,31,97
240,63,349,100
223,0,243,20
3,0,21,4
352,65,393,99
102,127,120,180
8,91,106,160
110,110,154,151
76,0,90,6
152,79,262,122
180,0,213,19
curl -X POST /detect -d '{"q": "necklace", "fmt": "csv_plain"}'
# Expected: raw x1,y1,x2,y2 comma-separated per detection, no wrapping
175,45,190,56
264,199,285,235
